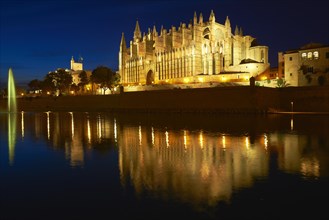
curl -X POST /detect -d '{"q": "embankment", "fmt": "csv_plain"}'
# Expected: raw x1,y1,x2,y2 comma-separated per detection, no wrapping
0,86,328,113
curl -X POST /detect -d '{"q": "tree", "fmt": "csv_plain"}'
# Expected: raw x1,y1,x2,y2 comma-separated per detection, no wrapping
45,68,73,95
78,70,89,92
276,78,289,87
91,66,120,94
28,79,43,92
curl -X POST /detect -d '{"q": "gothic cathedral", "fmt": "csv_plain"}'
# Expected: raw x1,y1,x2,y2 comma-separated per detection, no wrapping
119,10,269,85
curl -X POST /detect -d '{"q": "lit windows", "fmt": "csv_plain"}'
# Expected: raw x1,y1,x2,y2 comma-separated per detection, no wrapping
307,52,312,60
313,51,319,59
302,52,307,60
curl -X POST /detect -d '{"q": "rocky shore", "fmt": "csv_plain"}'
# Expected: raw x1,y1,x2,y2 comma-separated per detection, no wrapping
1,86,328,113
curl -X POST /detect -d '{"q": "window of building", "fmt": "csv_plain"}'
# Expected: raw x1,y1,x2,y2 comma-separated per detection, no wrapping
313,51,319,59
302,52,307,60
290,73,292,76
307,67,314,73
289,57,292,61
326,52,329,59
307,52,312,60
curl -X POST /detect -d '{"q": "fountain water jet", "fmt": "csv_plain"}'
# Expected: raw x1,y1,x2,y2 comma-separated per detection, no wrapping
8,67,17,112
7,68,17,165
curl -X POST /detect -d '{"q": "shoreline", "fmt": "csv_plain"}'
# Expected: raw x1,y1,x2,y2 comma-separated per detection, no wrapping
1,86,328,114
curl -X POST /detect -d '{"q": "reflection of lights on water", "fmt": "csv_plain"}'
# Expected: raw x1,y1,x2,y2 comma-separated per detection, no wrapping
87,116,91,144
199,130,204,149
151,127,155,146
245,136,250,149
290,117,294,131
114,118,117,143
97,114,102,140
183,130,187,150
222,135,226,149
139,125,142,146
264,133,268,150
300,158,320,178
21,111,24,139
70,112,74,138
46,111,50,140
165,130,170,147
8,112,16,165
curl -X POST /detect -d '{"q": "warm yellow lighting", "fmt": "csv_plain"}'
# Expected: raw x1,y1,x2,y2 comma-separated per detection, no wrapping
184,78,189,83
245,136,250,149
70,91,74,94
21,93,24,96
87,116,91,144
114,118,117,143
47,91,50,95
264,134,268,150
70,112,74,138
198,77,204,83
262,76,267,81
183,130,187,150
245,76,249,80
165,131,170,147
139,125,142,146
221,76,226,81
151,127,155,146
222,135,226,149
199,131,204,149
21,111,24,139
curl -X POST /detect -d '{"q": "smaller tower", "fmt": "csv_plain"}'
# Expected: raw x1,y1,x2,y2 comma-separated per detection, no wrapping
209,10,215,23
133,20,142,41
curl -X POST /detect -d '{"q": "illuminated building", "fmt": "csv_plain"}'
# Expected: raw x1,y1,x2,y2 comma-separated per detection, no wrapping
279,43,329,86
119,10,269,86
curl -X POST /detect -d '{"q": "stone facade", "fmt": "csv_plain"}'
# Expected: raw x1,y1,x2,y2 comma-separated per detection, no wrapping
119,11,269,86
281,43,329,86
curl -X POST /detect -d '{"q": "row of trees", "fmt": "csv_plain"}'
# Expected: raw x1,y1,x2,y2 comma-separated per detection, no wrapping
28,66,120,95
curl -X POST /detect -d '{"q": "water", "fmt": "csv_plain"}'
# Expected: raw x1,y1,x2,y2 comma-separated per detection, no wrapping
7,68,17,113
0,112,328,220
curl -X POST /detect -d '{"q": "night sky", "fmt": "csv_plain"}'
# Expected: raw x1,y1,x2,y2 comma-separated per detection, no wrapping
1,0,328,87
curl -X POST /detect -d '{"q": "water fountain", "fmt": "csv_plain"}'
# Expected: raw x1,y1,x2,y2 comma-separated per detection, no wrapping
8,67,17,112
7,67,17,165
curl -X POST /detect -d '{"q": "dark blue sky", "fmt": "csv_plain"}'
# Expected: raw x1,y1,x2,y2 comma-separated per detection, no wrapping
1,0,328,87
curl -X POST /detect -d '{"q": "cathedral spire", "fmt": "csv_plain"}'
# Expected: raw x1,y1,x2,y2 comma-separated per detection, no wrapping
120,32,126,50
225,16,231,27
239,27,243,36
193,11,198,24
153,25,158,37
209,10,215,23
199,13,203,24
234,25,239,35
134,20,142,41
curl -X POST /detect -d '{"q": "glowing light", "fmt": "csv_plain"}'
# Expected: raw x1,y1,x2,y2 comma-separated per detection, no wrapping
97,114,102,140
114,118,117,143
165,130,170,147
290,117,294,130
70,112,74,138
222,135,226,149
47,91,50,95
198,77,204,82
245,136,250,149
184,78,189,83
264,133,268,150
46,111,50,140
139,125,142,146
199,130,204,149
151,127,155,146
21,111,24,139
262,76,267,81
183,130,187,149
221,76,226,81
87,116,91,144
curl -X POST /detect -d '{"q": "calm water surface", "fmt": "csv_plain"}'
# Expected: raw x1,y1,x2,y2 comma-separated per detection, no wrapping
1,112,328,220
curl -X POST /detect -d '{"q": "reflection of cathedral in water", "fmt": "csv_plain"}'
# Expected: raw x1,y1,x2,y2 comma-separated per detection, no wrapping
7,112,327,204
118,125,269,205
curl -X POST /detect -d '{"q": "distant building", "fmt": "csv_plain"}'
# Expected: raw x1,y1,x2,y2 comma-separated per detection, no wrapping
280,43,329,86
119,10,269,86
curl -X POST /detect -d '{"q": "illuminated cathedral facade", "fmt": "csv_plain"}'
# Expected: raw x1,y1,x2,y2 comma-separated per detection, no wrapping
119,10,269,85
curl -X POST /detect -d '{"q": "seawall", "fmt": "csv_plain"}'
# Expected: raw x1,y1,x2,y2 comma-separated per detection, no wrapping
1,86,328,113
